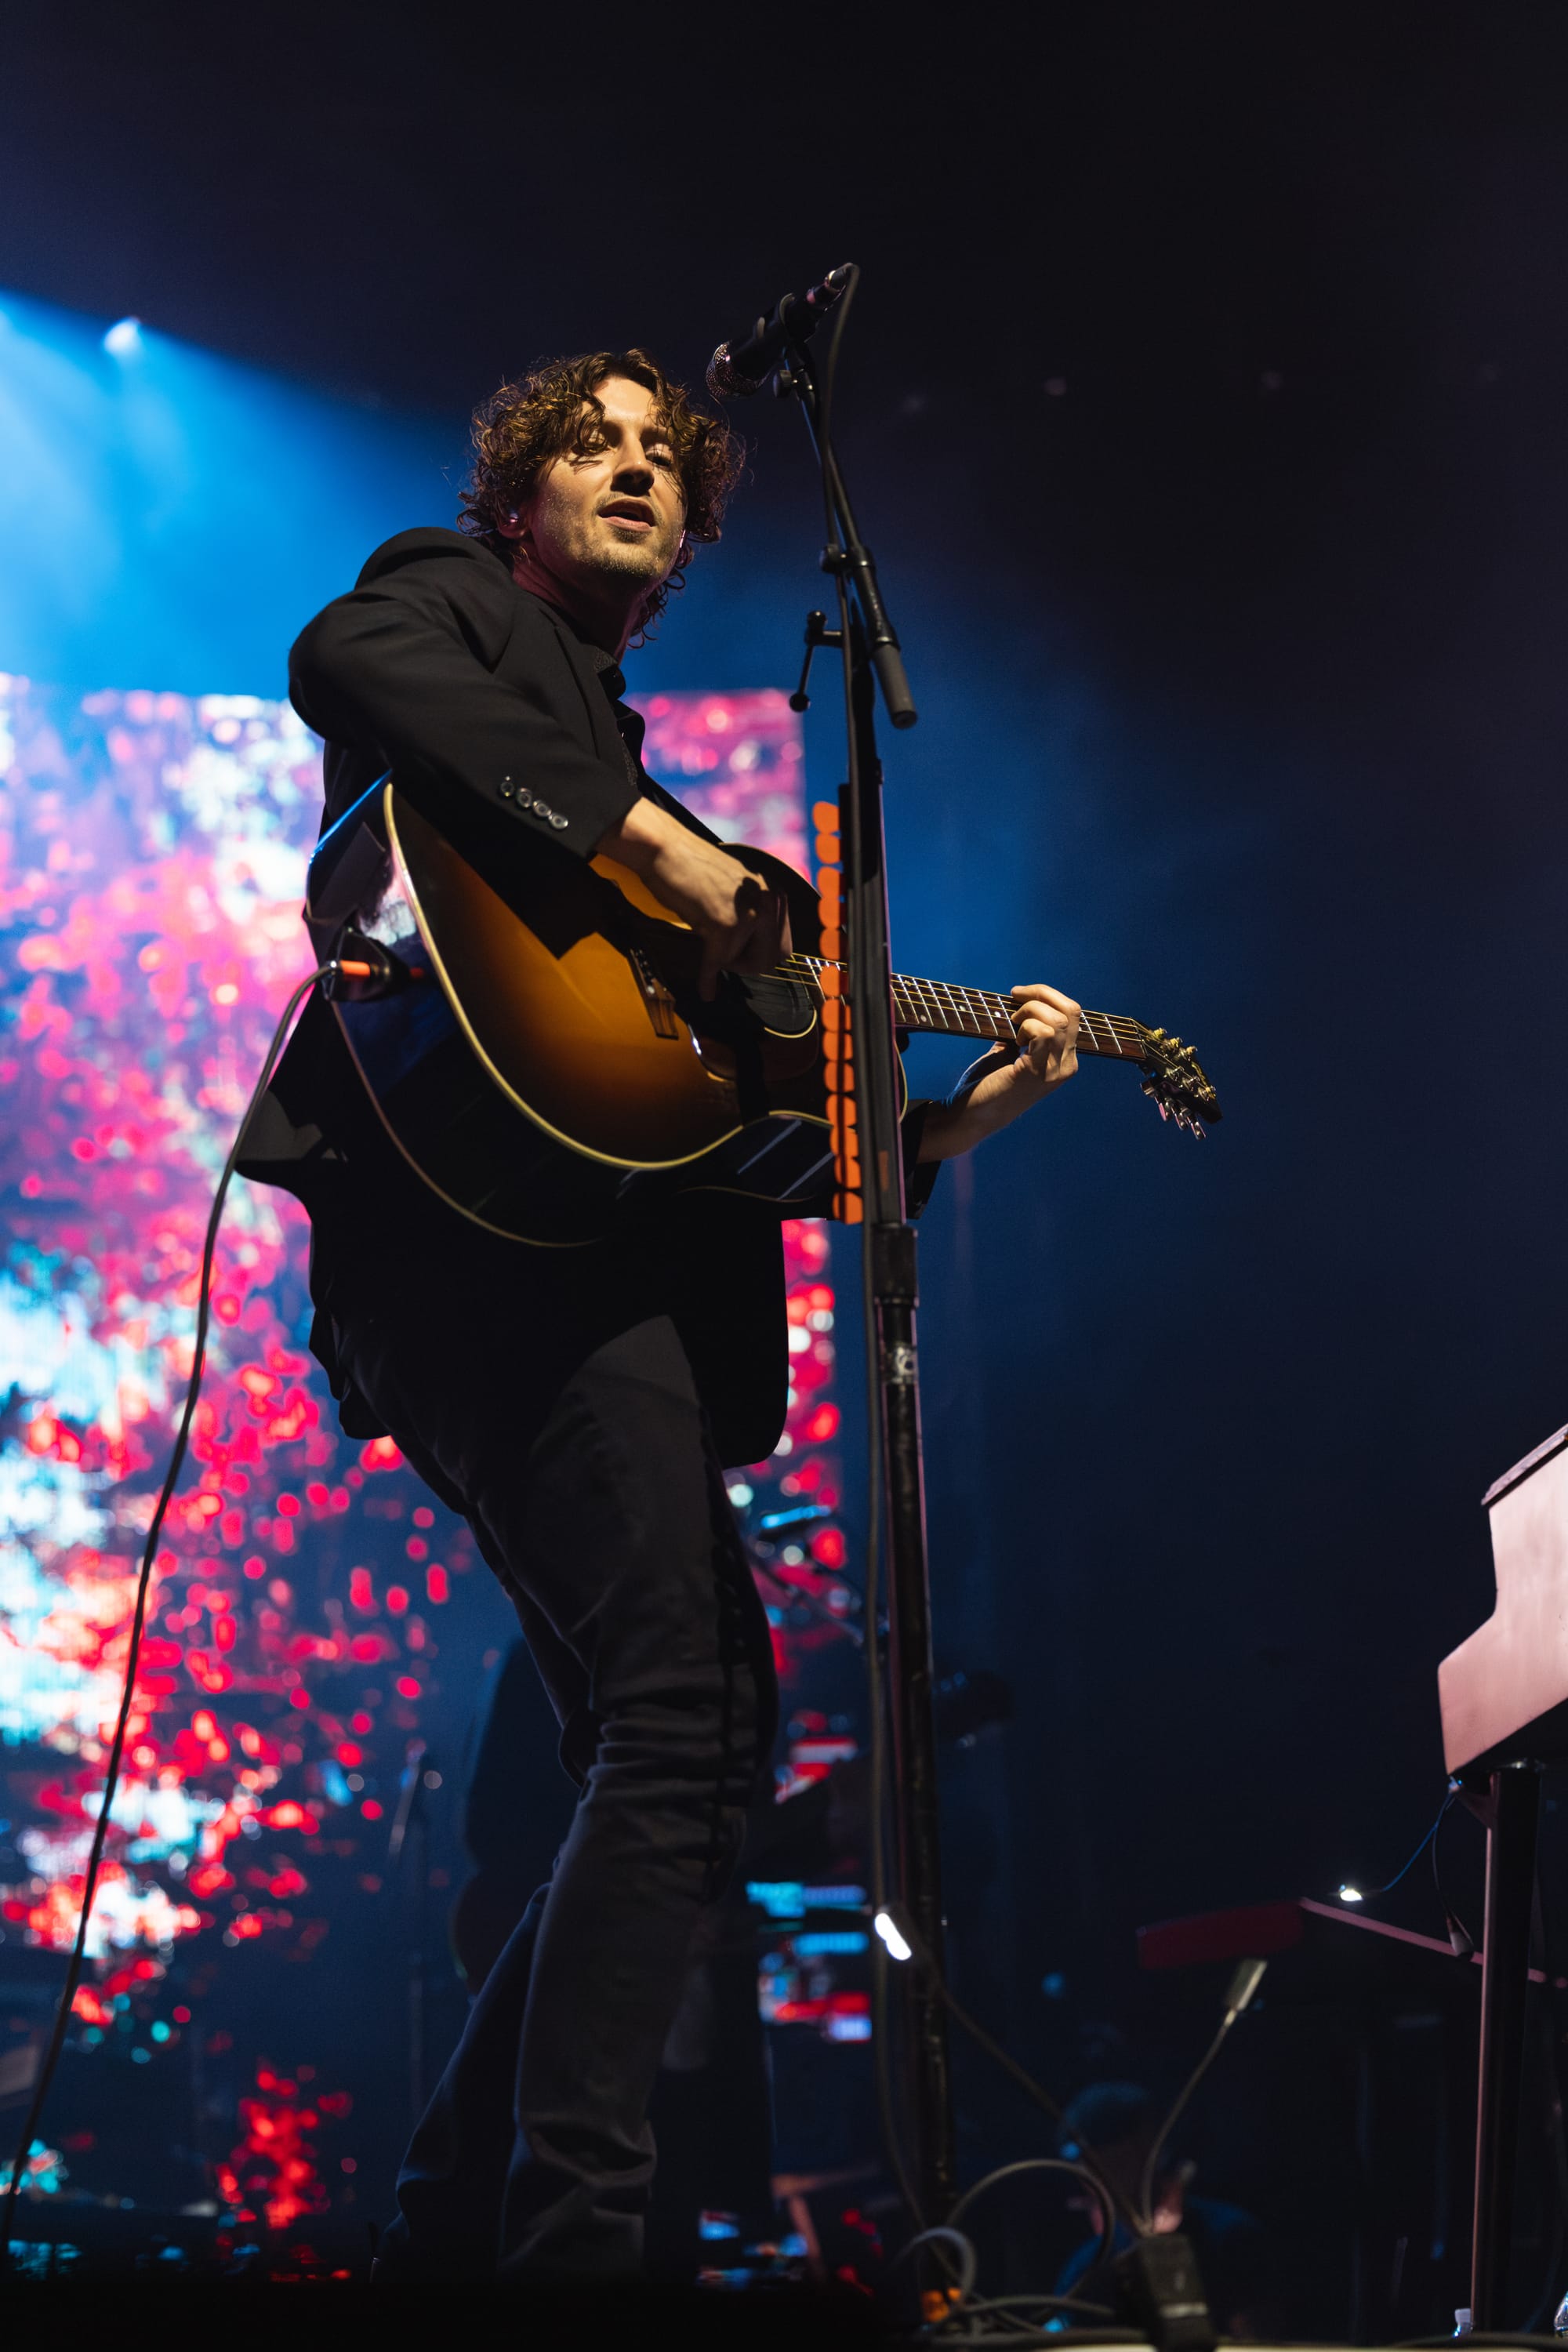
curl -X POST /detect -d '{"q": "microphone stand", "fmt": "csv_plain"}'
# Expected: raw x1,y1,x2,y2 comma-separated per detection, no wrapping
773,274,956,2220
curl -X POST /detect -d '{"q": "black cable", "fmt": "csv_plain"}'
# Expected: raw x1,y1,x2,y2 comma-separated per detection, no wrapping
887,1907,1142,2239
1432,1787,1477,1954
1,964,331,2256
882,2223,978,2300
1134,1958,1266,2230
948,2157,1119,2278
1351,1782,1461,1904
1135,2016,1229,2231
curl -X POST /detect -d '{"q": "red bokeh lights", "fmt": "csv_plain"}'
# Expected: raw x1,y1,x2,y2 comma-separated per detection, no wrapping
0,677,854,2242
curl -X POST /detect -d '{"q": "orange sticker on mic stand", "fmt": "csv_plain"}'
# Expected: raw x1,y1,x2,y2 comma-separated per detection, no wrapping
813,799,861,1224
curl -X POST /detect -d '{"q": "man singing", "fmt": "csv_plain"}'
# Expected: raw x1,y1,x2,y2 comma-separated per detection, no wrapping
245,348,1082,2279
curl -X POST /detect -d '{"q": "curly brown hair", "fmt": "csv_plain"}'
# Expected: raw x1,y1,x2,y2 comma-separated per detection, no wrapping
457,350,743,633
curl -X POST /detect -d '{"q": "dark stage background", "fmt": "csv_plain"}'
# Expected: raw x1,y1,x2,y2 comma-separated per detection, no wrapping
3,2,1568,2320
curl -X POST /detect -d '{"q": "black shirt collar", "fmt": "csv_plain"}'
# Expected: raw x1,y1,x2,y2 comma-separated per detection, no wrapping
514,579,639,763
582,640,629,702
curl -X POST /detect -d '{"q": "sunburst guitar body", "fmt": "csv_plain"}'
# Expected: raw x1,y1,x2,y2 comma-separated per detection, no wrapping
303,778,1220,1246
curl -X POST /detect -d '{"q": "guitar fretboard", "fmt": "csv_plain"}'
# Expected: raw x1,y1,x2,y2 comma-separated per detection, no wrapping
779,955,1147,1063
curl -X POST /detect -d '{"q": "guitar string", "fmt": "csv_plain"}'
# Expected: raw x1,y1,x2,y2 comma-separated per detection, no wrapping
772,954,1214,1113
750,951,1210,1115
775,951,1155,1060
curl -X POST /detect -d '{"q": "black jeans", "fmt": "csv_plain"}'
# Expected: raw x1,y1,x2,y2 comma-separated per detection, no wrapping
316,1211,779,2279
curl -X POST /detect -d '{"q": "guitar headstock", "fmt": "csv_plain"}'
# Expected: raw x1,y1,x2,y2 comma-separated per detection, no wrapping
1134,1025,1221,1136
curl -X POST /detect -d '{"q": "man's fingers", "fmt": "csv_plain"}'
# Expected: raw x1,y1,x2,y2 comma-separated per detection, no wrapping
731,914,769,975
748,890,786,971
1010,981,1078,1006
1011,982,1081,1029
694,881,793,996
731,892,789,976
700,920,748,1000
1014,1003,1080,1080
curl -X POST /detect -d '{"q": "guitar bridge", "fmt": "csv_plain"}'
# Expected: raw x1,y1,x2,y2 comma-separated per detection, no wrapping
629,947,680,1040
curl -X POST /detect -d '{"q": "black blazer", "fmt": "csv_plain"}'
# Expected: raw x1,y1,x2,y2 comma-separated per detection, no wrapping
289,523,725,859
244,527,933,1466
244,528,804,1462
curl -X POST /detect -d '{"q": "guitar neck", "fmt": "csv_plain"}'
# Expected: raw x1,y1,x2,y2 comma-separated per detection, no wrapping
890,972,1147,1063
783,956,1147,1064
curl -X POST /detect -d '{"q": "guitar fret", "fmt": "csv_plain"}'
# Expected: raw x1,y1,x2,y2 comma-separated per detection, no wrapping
949,980,999,1041
782,956,1147,1069
963,985,1009,1042
982,989,1015,1042
896,975,931,1029
950,982,989,1037
924,976,961,1034
969,985,1004,1041
728,943,1211,1125
936,978,978,1038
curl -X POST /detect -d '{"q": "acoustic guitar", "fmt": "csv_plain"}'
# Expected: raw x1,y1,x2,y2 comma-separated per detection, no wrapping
305,778,1221,1247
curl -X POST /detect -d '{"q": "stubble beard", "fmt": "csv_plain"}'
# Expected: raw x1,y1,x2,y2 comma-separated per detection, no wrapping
585,518,677,593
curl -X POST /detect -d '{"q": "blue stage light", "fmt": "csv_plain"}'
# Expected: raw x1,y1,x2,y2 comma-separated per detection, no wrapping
0,285,463,690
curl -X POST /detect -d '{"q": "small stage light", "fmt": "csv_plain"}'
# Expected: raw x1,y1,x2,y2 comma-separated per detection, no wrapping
103,316,143,358
873,1907,913,1962
1338,1882,1364,1904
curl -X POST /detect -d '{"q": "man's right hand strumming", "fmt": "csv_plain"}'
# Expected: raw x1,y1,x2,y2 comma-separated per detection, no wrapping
601,797,793,999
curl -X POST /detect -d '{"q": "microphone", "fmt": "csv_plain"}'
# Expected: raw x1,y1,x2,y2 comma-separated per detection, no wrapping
706,266,853,400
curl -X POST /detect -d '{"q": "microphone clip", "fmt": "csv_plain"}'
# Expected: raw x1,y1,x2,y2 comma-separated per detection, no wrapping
708,265,853,401
788,608,844,713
